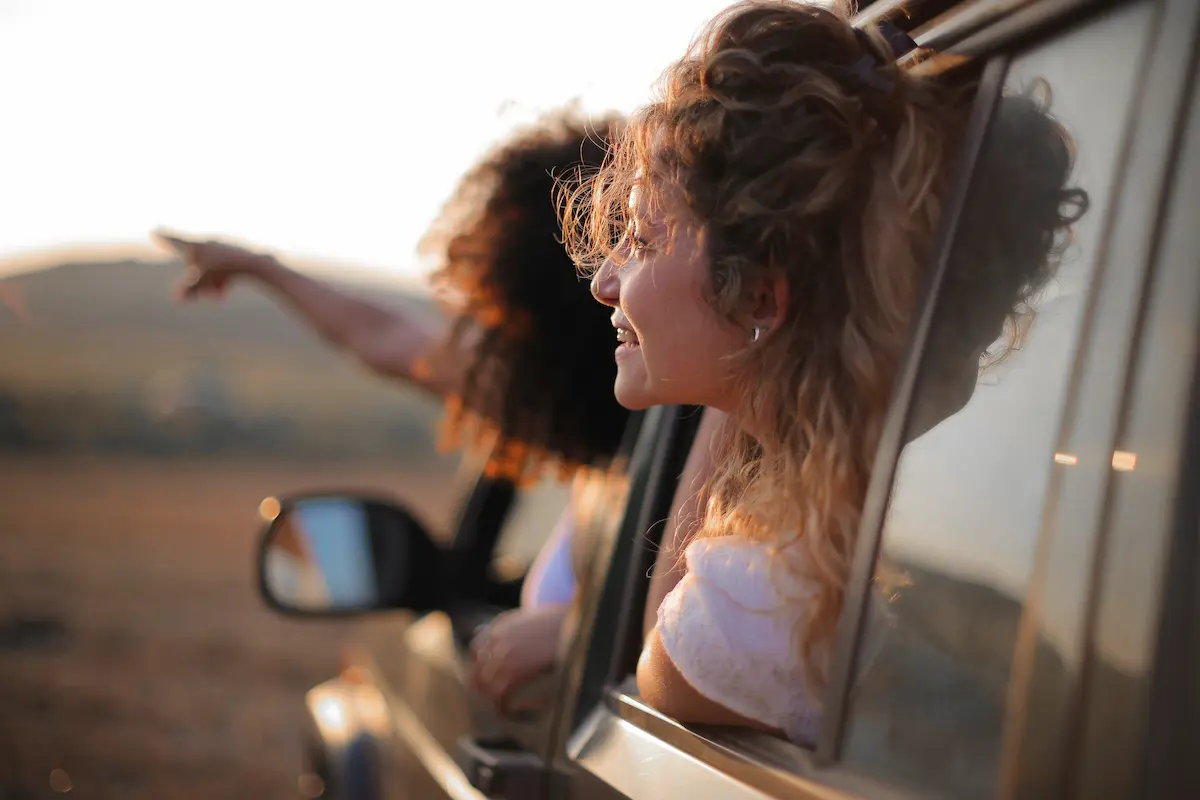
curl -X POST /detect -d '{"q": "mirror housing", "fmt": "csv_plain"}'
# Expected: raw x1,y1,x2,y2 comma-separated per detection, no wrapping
256,492,446,617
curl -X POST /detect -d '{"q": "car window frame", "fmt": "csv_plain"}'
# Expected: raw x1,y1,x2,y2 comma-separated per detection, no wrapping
605,406,705,684
818,49,1008,763
549,1,1190,798
447,473,520,603
544,405,700,742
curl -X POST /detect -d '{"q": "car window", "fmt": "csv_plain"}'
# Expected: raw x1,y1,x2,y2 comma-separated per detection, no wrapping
492,478,573,575
840,3,1157,797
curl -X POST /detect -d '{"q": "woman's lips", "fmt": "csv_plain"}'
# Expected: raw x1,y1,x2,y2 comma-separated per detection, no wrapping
614,328,640,359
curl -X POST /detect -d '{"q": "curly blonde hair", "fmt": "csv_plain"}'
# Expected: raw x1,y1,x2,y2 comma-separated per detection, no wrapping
563,1,972,686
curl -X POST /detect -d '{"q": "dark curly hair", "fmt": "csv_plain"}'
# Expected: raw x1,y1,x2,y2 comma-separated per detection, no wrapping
932,81,1090,373
420,109,629,483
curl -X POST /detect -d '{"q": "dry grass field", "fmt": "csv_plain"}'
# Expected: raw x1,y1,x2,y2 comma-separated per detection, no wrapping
0,454,463,799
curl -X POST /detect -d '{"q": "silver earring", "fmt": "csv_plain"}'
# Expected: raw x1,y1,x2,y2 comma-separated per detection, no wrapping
750,326,762,344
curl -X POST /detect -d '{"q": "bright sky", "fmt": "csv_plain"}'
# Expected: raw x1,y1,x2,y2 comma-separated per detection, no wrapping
0,0,736,281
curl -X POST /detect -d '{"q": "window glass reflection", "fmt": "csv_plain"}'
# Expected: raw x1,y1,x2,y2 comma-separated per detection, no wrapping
842,4,1155,797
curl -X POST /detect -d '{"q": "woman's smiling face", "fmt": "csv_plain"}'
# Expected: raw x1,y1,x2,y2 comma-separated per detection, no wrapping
590,188,747,412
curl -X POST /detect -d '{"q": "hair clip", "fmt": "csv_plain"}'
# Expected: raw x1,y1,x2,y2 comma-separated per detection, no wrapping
876,21,919,61
848,54,896,92
848,21,920,93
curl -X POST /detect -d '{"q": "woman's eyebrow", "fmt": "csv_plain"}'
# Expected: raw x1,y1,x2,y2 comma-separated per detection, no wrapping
632,212,668,239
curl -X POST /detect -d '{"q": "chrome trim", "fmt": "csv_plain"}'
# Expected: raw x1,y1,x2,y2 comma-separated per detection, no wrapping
354,623,499,800
569,703,778,800
929,0,1144,61
354,641,488,800
386,683,490,800
858,0,1152,76
855,0,950,28
305,680,390,745
568,686,908,800
913,0,1053,51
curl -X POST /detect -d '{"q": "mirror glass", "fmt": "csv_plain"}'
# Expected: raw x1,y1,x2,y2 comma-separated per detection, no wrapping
262,496,399,613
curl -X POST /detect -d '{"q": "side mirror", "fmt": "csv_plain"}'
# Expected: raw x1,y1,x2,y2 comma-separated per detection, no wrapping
256,493,445,617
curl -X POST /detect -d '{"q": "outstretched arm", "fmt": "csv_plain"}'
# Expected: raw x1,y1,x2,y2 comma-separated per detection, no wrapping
156,231,468,396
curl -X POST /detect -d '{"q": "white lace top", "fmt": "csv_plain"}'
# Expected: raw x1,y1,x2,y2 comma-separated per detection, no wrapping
656,535,823,744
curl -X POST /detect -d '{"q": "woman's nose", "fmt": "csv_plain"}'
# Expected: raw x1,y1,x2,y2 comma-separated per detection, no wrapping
591,258,620,308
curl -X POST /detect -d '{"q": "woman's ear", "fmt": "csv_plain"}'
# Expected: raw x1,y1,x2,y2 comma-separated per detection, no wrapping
743,272,789,341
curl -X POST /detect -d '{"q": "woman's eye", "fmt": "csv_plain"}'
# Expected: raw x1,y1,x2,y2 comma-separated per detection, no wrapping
614,233,650,268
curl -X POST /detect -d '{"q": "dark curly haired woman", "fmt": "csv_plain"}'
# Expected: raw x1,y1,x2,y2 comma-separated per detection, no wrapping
154,108,630,709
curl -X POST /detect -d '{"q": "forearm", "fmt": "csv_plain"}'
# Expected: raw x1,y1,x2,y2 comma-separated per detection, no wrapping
250,258,459,394
637,629,769,730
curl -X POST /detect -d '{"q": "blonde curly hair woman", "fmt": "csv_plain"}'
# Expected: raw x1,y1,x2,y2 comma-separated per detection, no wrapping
565,0,1084,742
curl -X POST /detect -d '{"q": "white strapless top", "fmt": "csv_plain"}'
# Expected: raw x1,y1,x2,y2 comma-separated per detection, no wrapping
656,536,824,744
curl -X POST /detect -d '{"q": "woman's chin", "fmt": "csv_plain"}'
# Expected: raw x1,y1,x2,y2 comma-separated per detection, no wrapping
614,390,654,411
613,376,656,411
611,358,651,410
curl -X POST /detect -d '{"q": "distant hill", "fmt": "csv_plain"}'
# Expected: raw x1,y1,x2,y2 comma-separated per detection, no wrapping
0,259,454,461
0,258,436,385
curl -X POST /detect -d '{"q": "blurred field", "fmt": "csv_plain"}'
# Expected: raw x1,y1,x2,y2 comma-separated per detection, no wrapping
0,454,464,799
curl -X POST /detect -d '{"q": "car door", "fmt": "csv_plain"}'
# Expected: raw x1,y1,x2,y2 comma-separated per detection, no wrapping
349,412,648,800
545,0,1198,798
349,468,524,800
